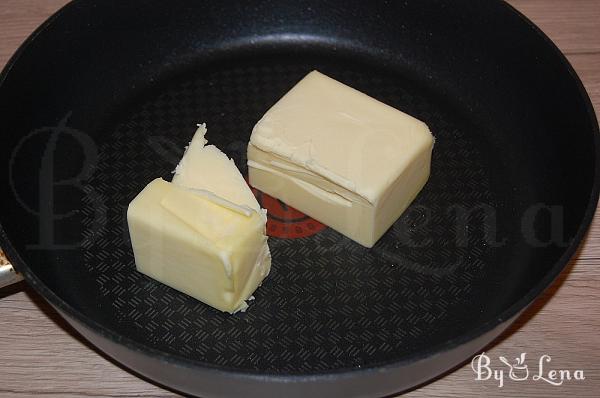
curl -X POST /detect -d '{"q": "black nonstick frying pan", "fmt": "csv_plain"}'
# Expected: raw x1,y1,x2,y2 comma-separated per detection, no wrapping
1,0,598,397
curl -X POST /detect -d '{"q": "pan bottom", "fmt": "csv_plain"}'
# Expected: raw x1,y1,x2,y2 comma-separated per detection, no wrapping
54,50,525,375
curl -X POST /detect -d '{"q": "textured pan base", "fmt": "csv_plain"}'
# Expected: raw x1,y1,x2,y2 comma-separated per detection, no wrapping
77,54,519,374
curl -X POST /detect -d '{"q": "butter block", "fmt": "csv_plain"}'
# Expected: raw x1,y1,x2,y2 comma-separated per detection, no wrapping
173,124,263,215
128,125,271,313
247,71,434,247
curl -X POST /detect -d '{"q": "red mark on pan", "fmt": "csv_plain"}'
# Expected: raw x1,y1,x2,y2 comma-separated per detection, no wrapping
247,181,326,239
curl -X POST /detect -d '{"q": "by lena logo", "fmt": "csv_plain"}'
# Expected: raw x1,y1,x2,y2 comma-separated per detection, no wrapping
248,184,326,239
471,352,585,388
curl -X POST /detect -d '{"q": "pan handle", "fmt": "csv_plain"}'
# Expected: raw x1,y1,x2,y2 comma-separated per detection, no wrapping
0,256,24,289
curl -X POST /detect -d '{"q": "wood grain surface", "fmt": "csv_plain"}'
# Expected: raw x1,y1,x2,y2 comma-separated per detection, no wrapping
1,1,599,397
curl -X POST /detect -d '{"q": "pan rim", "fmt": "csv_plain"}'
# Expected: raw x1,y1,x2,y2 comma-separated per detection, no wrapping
1,0,599,382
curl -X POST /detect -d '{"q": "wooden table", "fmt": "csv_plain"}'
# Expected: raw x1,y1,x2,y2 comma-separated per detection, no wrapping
1,1,598,397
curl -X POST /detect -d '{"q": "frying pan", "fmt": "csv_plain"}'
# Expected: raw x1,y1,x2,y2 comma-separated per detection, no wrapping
1,0,598,397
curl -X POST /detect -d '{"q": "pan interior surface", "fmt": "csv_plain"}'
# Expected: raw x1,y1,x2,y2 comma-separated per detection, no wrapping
0,0,597,377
